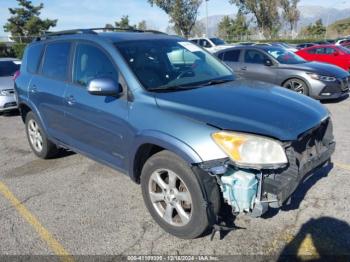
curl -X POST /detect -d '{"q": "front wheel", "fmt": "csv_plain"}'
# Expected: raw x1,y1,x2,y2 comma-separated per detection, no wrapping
141,150,220,239
283,78,309,96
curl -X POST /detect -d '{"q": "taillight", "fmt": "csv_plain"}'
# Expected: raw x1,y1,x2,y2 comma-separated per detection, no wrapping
13,70,20,81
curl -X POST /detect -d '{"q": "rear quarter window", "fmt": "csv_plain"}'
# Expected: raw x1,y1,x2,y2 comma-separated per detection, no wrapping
223,50,240,62
27,44,44,73
42,42,71,81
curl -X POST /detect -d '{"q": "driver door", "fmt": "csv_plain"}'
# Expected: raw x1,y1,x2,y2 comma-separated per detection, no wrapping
63,42,130,170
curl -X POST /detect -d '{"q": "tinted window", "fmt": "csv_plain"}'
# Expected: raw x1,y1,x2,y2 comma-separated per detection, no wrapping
307,48,317,54
27,44,44,73
73,43,118,87
223,50,240,62
244,50,267,64
210,38,225,46
199,39,212,48
42,42,71,81
324,48,336,54
0,61,20,77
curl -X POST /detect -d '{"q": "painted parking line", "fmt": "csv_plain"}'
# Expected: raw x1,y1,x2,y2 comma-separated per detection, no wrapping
0,181,74,262
334,162,350,171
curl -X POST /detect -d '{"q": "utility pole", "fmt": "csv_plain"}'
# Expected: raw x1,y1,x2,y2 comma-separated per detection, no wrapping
205,0,209,37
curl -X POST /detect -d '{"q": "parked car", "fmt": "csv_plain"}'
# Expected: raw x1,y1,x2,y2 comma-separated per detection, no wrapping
16,29,335,239
0,58,21,113
296,45,350,72
271,42,298,52
296,43,315,50
335,39,350,45
215,46,349,100
189,37,233,53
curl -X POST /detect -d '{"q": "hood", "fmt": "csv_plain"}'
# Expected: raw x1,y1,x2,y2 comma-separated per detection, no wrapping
278,62,349,78
0,77,14,91
154,80,329,141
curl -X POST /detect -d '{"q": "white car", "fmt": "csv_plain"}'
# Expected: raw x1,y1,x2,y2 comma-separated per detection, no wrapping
335,39,350,45
0,58,21,113
189,37,234,53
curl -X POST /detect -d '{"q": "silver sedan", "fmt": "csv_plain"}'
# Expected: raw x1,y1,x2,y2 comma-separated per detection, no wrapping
0,58,21,113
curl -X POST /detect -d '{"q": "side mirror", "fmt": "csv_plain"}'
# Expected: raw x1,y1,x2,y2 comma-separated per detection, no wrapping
265,59,273,66
87,78,122,97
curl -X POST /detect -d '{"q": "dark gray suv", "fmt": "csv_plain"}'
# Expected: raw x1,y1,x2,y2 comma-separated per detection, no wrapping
215,46,350,100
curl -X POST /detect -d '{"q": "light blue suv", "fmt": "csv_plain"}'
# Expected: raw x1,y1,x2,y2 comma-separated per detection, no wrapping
15,28,335,239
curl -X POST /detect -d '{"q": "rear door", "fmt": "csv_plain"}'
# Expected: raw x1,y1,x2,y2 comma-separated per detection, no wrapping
240,49,276,83
63,41,130,170
29,41,71,140
220,49,242,78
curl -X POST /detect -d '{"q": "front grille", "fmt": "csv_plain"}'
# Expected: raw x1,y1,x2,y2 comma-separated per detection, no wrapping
4,102,17,108
263,118,335,205
340,77,350,91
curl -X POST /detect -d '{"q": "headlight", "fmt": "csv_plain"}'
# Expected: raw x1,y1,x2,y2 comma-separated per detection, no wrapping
212,131,288,169
308,73,336,82
0,90,12,96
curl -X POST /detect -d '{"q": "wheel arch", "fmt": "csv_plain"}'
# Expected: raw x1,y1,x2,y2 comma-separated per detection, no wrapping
129,130,203,183
281,76,311,90
18,101,49,135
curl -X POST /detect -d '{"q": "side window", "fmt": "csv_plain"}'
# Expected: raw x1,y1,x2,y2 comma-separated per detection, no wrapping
325,48,335,54
244,50,267,64
315,48,325,54
73,43,118,87
223,50,240,62
217,52,224,60
199,39,212,48
42,42,71,81
27,44,44,73
307,48,316,54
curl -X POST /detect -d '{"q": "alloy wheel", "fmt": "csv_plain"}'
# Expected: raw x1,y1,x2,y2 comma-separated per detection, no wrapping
27,119,43,152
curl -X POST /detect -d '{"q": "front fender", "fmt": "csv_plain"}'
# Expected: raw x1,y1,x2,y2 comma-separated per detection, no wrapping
128,130,203,180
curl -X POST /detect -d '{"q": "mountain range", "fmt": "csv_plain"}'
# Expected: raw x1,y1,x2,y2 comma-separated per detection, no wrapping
199,5,350,36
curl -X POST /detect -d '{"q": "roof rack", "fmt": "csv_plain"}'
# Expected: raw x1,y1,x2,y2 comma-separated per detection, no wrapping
34,27,166,41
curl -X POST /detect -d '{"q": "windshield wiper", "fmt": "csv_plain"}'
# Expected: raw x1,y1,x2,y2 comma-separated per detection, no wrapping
147,84,201,92
201,78,234,86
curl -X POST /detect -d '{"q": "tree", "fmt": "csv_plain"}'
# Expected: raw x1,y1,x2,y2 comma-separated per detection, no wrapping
4,0,57,43
137,20,147,30
190,21,205,37
280,0,300,32
229,0,280,38
148,0,202,37
303,19,326,36
218,12,250,41
115,15,136,29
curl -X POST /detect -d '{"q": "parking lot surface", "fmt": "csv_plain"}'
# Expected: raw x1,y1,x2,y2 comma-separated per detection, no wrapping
0,97,350,258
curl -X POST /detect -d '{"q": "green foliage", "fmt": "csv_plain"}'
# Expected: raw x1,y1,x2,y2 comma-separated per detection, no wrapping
218,11,250,41
115,15,136,29
137,20,147,30
302,19,326,37
148,0,202,37
280,0,300,31
12,43,27,59
0,43,15,57
229,0,281,37
3,0,57,43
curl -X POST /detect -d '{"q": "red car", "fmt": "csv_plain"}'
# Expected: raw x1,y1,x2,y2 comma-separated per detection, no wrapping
296,45,350,72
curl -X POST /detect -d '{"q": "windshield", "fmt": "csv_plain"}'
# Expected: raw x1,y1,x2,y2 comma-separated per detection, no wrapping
338,45,350,54
210,38,226,46
266,48,306,64
115,39,233,91
0,61,20,77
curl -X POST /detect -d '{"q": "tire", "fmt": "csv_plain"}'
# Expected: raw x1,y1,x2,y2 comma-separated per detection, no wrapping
283,78,309,96
25,111,58,159
141,150,221,239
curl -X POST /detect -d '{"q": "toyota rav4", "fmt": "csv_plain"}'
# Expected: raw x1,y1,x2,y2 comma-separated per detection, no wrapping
15,28,335,239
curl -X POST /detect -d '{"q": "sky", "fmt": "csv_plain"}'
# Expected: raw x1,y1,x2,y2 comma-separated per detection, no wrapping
1,0,350,36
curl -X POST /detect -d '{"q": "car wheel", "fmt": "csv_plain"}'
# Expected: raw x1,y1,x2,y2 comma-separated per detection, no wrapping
25,111,58,159
283,78,309,96
141,150,220,239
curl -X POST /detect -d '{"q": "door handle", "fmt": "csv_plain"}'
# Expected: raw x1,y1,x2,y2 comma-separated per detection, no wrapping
241,67,247,71
65,95,76,105
29,85,37,93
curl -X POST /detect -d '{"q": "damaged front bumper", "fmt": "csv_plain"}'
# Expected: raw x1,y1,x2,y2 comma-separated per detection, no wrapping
198,118,335,217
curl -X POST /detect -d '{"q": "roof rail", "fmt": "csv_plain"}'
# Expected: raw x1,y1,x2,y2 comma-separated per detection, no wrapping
34,27,166,41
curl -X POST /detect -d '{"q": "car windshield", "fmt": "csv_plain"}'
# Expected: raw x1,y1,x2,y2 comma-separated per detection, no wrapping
115,39,234,91
266,48,306,64
338,45,350,54
0,60,20,77
210,38,226,46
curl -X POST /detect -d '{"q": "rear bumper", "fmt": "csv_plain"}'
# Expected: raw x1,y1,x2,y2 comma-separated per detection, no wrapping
262,118,335,206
